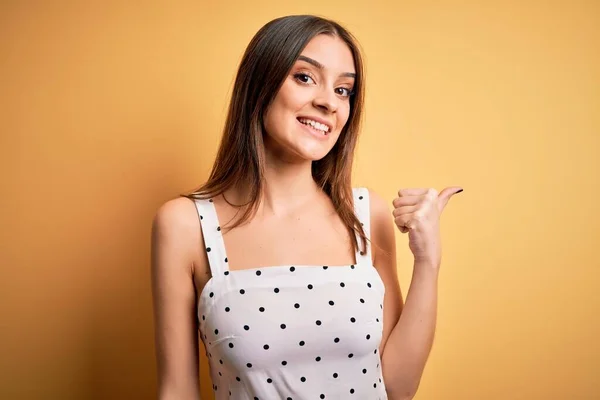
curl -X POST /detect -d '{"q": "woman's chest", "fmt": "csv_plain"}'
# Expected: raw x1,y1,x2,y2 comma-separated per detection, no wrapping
198,266,384,368
198,266,385,371
221,212,356,269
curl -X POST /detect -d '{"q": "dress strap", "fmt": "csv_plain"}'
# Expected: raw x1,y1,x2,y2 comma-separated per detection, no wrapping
352,187,372,267
193,198,230,276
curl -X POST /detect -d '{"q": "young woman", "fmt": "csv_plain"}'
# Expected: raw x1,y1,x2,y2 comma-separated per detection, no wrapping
151,14,462,400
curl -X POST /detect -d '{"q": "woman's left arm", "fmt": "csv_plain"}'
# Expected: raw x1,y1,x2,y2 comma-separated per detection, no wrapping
369,187,462,400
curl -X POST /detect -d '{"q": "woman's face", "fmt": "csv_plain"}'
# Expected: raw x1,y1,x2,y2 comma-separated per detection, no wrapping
263,34,356,162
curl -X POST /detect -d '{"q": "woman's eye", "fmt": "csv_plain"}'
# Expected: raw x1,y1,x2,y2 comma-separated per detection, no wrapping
336,87,354,97
294,73,315,84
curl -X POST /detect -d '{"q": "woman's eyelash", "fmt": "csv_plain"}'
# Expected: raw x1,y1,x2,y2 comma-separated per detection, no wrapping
293,72,354,97
337,87,355,96
293,73,314,84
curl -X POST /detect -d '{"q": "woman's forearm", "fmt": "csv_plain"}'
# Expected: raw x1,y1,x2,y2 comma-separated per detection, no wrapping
382,262,440,399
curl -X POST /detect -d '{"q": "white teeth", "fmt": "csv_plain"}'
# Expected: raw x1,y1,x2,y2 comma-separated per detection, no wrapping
299,118,330,133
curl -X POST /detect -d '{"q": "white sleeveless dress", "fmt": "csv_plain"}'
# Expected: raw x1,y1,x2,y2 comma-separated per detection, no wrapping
194,188,387,399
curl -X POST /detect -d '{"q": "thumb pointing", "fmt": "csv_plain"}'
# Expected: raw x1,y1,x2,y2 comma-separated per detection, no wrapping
438,186,463,212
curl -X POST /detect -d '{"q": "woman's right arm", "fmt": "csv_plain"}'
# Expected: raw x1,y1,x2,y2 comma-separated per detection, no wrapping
151,198,204,400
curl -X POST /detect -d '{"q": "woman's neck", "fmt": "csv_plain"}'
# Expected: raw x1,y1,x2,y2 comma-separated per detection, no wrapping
225,160,324,217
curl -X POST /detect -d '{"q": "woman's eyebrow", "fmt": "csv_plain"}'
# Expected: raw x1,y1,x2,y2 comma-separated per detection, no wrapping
297,55,356,78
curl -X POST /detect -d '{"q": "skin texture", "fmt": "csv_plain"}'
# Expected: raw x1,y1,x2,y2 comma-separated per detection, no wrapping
151,32,461,400
262,34,355,163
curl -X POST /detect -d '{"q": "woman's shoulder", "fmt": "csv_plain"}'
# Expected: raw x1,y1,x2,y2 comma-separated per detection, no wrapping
353,186,391,222
153,196,200,235
359,188,397,276
360,186,395,246
152,196,204,264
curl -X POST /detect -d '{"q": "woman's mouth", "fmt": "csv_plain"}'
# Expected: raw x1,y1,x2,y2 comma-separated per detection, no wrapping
297,117,330,136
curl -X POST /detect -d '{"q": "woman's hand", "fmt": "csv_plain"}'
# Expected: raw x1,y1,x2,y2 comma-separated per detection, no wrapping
392,187,463,268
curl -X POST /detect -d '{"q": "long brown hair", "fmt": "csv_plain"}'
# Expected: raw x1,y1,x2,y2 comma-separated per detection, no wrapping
183,15,368,255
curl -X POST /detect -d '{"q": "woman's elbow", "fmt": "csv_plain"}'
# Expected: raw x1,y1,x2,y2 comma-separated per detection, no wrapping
385,379,421,400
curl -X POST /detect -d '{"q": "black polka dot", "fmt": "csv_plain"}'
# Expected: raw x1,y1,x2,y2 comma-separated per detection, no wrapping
219,359,223,364
246,363,252,368
267,378,272,383
315,356,321,362
209,292,214,298
240,289,245,294
366,334,371,340
225,307,230,312
348,353,354,358
217,226,221,231
323,266,328,270
254,397,258,400
379,378,382,383
316,320,322,325
307,284,313,289
202,315,205,320
224,271,229,276
282,360,287,365
263,344,269,350
334,337,340,343
236,377,241,382
200,215,203,220
256,270,262,276
280,324,286,329
360,251,365,255
206,247,211,252
244,325,250,330
362,368,367,374
320,395,325,399
214,329,219,335
209,199,213,202
333,373,338,378
374,349,377,354
376,318,380,322
259,307,265,312
340,282,345,287
225,257,228,262
359,195,363,200
228,343,234,348
350,388,355,394
350,317,356,323
351,264,355,269
374,383,377,388
300,377,306,382
360,298,365,303
290,266,296,272
299,340,305,346
219,372,222,376
367,282,372,288
287,398,292,400
329,300,334,306
274,288,280,293
294,303,300,309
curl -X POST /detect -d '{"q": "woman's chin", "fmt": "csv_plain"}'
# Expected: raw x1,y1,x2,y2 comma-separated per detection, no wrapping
266,137,333,163
291,139,334,160
295,146,331,162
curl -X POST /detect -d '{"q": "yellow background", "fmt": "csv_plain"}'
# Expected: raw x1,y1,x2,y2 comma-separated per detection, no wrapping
1,1,598,399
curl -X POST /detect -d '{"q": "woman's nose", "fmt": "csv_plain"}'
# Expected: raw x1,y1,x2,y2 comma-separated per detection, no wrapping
312,88,337,113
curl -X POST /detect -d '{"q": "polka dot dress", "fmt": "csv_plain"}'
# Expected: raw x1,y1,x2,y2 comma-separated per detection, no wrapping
195,188,387,399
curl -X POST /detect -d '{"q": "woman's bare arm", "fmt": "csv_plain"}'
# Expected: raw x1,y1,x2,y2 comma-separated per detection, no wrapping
151,197,204,400
371,188,440,399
